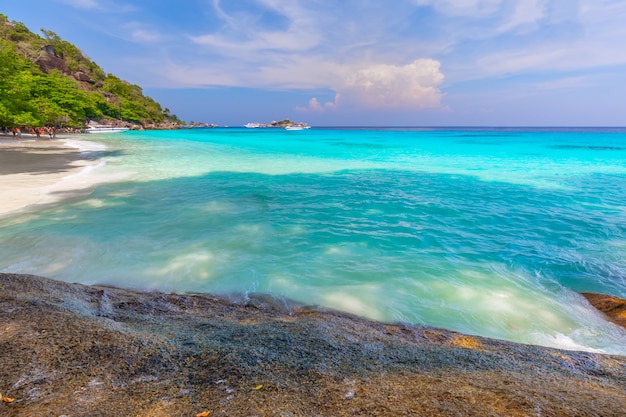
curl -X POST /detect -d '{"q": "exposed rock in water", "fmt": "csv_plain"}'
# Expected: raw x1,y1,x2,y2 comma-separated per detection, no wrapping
1,273,625,416
582,292,626,329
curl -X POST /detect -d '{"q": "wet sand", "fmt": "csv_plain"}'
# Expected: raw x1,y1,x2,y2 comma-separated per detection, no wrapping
0,136,99,217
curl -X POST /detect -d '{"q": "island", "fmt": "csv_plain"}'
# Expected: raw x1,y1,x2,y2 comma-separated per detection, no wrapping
245,119,311,130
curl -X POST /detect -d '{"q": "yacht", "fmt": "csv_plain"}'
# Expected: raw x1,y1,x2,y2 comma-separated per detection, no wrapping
86,123,129,133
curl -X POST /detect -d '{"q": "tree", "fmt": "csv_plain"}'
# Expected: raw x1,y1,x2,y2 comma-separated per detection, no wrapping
0,17,182,127
0,40,40,126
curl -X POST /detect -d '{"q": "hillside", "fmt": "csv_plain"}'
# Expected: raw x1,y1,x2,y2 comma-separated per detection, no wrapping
0,14,182,130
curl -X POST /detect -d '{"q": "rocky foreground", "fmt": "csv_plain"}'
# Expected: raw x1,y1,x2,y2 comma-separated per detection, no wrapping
1,273,625,416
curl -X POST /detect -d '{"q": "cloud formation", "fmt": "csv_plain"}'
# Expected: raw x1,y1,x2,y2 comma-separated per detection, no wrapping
59,0,100,8
342,60,444,108
24,0,626,124
497,0,546,33
181,1,448,111
297,95,339,112
124,22,163,43
414,0,502,17
191,0,320,54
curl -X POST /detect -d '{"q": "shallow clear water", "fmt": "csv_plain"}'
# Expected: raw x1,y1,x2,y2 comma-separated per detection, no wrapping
2,127,626,353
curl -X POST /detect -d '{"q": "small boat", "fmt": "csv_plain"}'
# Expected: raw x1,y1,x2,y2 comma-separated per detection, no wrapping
244,122,262,128
284,125,310,131
85,123,129,133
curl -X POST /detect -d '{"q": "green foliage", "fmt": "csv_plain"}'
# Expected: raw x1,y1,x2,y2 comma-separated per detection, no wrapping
29,70,96,126
0,40,39,126
101,74,167,123
0,15,181,128
41,29,106,79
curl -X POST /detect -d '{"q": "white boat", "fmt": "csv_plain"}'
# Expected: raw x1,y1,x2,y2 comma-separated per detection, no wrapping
244,122,262,128
285,125,310,131
86,123,129,133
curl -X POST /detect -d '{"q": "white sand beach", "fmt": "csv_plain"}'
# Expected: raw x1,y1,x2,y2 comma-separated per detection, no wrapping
0,136,102,218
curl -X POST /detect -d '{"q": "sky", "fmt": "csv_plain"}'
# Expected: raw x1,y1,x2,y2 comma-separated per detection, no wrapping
2,0,626,126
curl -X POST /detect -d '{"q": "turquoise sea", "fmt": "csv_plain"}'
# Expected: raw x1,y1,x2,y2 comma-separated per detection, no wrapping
2,127,626,354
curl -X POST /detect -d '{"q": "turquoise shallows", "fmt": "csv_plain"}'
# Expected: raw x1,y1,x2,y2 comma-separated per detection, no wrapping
1,127,625,353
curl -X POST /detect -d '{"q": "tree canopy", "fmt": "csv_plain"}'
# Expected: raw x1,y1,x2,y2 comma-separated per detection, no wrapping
0,14,182,128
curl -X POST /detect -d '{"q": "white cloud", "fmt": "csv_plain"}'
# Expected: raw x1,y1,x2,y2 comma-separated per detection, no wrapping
151,1,448,111
58,0,137,13
94,0,624,115
192,0,320,55
342,59,444,108
440,0,626,83
296,95,340,112
160,62,242,88
156,55,444,112
533,76,590,91
498,0,546,33
470,0,626,79
176,0,447,112
191,30,317,54
415,0,502,17
34,0,626,125
580,0,626,40
130,28,161,43
306,97,323,112
59,0,99,8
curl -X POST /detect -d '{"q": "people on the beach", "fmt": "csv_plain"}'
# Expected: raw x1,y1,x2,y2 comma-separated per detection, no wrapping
1,126,59,140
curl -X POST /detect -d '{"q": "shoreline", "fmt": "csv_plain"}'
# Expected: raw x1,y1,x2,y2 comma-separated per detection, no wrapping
0,135,104,218
1,134,626,414
1,272,625,416
2,133,625,347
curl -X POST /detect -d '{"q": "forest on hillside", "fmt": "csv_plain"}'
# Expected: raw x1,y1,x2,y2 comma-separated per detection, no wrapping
0,14,182,129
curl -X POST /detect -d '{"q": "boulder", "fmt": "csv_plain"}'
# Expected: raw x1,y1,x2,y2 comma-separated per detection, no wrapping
35,51,66,73
74,71,95,84
582,292,626,329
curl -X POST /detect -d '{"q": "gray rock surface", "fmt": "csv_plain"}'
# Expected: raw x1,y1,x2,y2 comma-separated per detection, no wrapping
1,273,625,416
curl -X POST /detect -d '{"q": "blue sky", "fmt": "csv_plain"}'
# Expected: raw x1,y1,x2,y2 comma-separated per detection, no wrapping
3,0,626,126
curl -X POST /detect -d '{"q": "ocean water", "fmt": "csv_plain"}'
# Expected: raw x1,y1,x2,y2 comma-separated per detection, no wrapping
1,127,626,354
